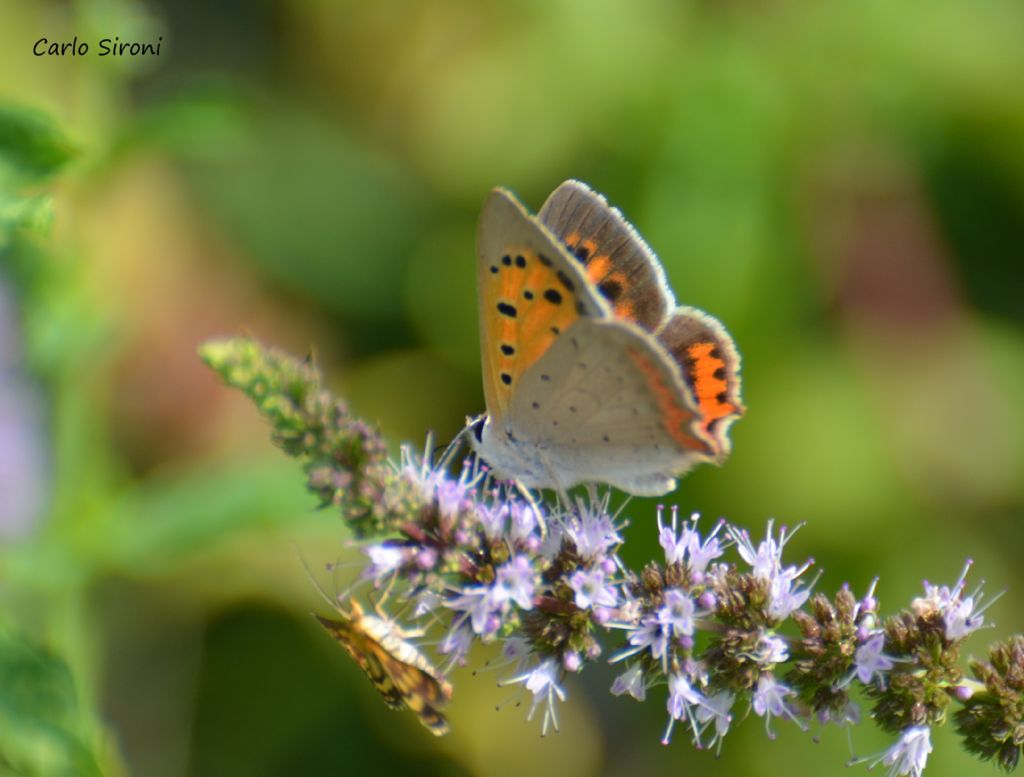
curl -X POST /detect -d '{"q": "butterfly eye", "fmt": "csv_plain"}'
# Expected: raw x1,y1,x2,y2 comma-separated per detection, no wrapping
470,416,486,443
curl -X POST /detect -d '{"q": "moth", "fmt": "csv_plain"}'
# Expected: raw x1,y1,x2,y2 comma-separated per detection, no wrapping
315,599,453,736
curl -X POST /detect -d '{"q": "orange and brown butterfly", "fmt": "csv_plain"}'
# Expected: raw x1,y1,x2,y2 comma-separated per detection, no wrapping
469,180,744,495
315,599,453,736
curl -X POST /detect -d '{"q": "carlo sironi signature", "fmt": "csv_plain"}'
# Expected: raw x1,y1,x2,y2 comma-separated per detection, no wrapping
33,36,163,57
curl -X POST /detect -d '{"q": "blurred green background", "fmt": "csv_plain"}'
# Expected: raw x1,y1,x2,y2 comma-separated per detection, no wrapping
1,0,1022,775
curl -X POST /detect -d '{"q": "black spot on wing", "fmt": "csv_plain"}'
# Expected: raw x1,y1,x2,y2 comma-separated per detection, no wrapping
497,302,517,318
500,344,515,355
500,373,512,385
515,255,527,268
598,279,623,301
544,289,563,305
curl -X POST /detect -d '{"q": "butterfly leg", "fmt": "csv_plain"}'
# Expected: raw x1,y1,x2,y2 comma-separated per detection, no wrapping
512,480,548,540
436,419,478,471
432,429,456,469
370,569,400,615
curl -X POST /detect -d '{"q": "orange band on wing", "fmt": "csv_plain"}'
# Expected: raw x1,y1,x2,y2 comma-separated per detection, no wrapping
627,347,710,453
586,255,611,279
687,342,737,433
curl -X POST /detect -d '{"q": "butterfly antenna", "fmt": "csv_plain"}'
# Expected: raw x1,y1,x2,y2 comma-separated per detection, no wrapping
293,545,347,615
437,422,474,471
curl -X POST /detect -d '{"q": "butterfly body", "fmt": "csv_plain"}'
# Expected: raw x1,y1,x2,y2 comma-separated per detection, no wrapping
315,600,452,735
471,181,743,495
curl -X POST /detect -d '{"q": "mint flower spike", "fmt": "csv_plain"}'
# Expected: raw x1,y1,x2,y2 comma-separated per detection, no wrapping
199,337,390,534
203,338,1024,771
954,635,1024,771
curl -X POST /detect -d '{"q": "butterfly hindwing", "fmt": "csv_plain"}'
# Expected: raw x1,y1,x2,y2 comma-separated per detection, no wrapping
509,317,715,494
315,606,452,736
538,180,674,331
657,307,745,458
477,188,610,424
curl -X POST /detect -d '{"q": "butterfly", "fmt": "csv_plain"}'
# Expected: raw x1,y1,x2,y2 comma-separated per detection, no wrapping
315,599,453,736
468,180,744,496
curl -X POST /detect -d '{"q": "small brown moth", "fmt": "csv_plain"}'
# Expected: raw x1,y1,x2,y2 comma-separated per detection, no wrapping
315,599,453,736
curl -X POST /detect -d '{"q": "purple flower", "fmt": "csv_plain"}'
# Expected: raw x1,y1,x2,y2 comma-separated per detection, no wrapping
363,544,406,581
435,476,474,526
755,632,789,664
874,726,932,777
943,594,985,640
686,520,726,574
658,505,688,564
502,636,531,663
400,442,482,528
562,500,621,561
751,674,802,739
447,587,498,636
817,699,861,727
562,651,581,672
768,569,813,620
475,502,508,540
662,672,704,744
695,690,734,754
493,555,536,610
617,614,669,666
657,508,725,573
731,520,805,583
502,658,567,735
658,589,697,638
0,286,47,539
853,632,894,685
508,500,542,545
569,567,617,610
438,622,474,668
911,561,996,642
399,442,446,502
610,664,647,702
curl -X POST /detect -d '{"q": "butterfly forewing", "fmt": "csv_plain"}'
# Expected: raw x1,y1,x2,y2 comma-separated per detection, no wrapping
538,180,674,331
477,188,610,424
509,317,715,494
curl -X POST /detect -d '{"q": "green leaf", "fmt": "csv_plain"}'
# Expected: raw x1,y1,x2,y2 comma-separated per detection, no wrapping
0,633,105,777
0,105,76,187
0,192,54,247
